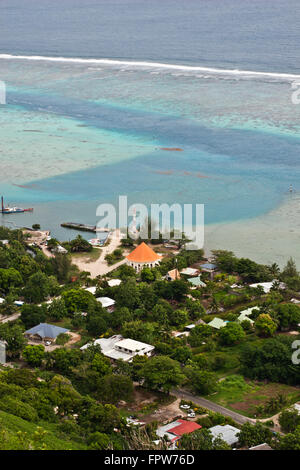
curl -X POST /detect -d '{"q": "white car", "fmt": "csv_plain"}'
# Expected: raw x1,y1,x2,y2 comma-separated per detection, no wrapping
188,412,196,418
180,404,190,410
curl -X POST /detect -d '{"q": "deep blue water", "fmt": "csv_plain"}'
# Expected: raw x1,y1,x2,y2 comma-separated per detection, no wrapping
0,0,299,73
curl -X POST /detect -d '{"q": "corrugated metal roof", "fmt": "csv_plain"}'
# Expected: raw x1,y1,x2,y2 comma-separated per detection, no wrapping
25,323,69,339
208,317,227,329
209,425,240,445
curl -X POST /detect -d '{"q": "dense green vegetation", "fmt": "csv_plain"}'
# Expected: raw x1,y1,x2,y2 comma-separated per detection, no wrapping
1,226,300,450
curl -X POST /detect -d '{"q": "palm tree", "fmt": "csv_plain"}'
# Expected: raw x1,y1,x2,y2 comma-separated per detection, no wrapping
211,297,220,313
269,263,280,278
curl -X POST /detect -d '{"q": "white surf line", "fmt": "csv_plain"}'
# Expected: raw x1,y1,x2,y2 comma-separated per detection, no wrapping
1,54,300,81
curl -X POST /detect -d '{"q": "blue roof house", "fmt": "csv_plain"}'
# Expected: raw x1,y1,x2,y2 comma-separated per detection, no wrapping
25,323,69,343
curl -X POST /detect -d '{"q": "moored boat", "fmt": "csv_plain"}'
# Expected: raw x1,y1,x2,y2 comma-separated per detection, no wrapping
1,196,33,214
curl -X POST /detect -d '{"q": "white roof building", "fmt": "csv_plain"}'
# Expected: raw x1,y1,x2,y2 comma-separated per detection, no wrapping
249,280,286,293
293,403,300,414
96,297,115,309
173,331,189,338
249,443,273,450
107,279,122,287
85,286,97,295
237,306,258,324
185,324,196,330
180,267,199,276
209,425,240,446
81,335,154,362
0,297,5,304
55,245,68,254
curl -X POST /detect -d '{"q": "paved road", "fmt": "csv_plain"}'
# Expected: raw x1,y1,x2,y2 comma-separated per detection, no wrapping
172,389,255,426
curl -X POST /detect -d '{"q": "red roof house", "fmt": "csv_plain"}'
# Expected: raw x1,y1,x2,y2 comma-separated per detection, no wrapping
156,419,201,448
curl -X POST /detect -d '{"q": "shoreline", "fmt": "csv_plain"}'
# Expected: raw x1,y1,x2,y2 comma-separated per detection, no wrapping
204,193,300,268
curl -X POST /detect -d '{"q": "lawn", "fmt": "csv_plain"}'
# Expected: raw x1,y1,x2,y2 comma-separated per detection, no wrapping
207,374,300,418
71,247,101,263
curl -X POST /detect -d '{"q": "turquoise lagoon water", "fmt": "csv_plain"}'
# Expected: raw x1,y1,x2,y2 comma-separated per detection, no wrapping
0,0,300,241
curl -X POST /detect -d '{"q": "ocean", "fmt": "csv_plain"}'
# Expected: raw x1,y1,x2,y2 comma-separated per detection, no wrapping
0,0,300,265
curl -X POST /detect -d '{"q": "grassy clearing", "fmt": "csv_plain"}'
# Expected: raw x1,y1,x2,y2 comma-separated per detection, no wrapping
71,247,101,263
207,374,300,418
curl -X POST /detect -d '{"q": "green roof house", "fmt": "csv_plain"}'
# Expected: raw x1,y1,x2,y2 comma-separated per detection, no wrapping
208,317,227,329
187,276,206,288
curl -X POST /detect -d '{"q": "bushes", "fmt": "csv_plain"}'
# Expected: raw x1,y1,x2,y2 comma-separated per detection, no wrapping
21,304,47,329
240,337,300,385
218,322,246,345
0,397,38,422
184,365,217,395
279,409,300,433
238,422,273,447
196,416,213,428
189,324,213,348
23,345,45,366
62,289,97,314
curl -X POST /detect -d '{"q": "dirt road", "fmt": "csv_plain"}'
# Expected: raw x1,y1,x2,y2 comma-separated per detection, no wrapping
0,312,21,323
72,229,127,278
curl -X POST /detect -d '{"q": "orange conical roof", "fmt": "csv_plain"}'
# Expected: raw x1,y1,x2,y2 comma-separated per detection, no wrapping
126,242,162,263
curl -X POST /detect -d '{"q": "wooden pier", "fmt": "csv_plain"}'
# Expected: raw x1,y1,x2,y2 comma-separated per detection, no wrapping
61,222,110,233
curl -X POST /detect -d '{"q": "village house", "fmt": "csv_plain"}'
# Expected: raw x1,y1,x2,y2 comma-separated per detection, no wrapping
24,323,69,344
200,263,218,279
208,317,227,329
107,279,122,287
156,419,202,449
249,280,286,293
96,296,115,312
237,306,258,324
249,443,273,450
126,242,162,272
165,269,180,281
209,424,240,447
180,267,199,277
187,276,206,288
84,286,97,295
81,335,155,362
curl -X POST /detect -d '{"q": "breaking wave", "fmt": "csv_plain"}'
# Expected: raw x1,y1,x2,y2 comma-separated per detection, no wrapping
1,54,300,83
